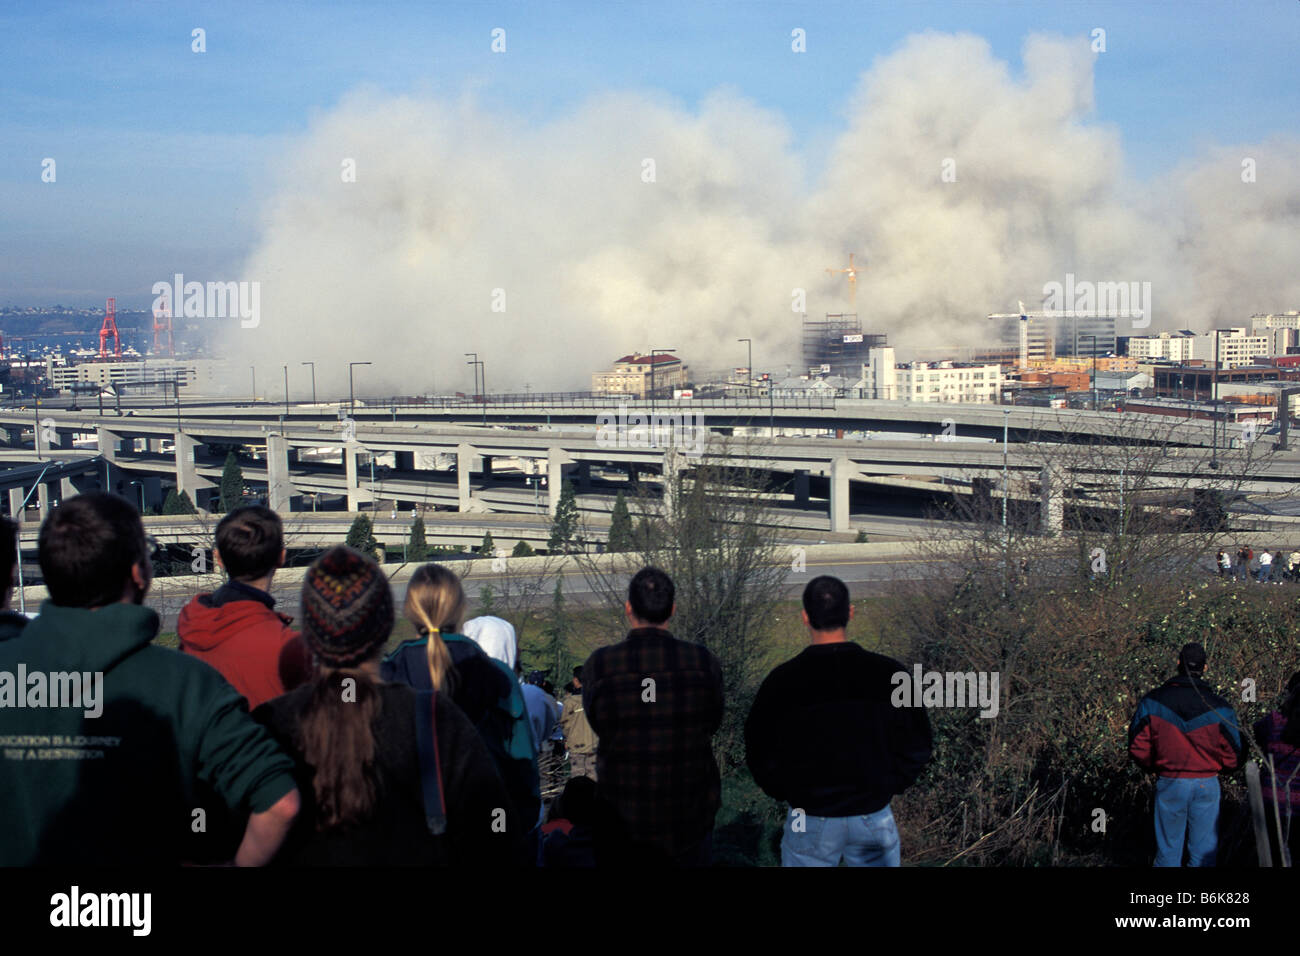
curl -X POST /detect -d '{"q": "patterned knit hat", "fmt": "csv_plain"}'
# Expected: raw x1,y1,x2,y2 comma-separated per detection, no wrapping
300,546,393,668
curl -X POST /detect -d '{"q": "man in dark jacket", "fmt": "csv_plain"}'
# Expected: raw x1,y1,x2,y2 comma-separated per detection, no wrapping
178,505,312,709
1128,642,1243,867
0,493,300,865
0,516,29,642
582,567,723,867
745,575,932,866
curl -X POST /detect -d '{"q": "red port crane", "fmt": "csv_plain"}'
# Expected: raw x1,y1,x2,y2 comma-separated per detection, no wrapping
98,296,121,359
152,301,174,358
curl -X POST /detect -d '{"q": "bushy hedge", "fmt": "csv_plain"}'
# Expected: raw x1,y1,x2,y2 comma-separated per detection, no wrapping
882,577,1300,866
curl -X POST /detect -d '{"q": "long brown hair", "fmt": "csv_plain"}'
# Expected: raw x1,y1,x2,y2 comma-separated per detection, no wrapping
298,668,382,830
403,564,467,692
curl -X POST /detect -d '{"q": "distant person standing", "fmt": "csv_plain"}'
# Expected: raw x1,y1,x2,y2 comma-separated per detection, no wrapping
1238,545,1252,582
745,576,933,867
1216,550,1231,578
583,567,724,867
1128,643,1242,867
559,665,598,781
1258,549,1274,583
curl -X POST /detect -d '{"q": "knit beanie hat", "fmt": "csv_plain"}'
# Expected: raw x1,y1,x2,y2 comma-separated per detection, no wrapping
301,546,393,668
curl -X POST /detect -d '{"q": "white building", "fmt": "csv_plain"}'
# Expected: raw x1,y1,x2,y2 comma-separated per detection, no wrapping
860,348,1002,403
1127,330,1197,362
1250,311,1300,331
46,357,231,396
1190,328,1273,369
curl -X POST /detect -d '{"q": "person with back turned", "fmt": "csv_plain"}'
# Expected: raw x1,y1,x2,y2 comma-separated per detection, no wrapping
745,575,933,866
582,567,723,866
0,494,300,865
1128,642,1242,867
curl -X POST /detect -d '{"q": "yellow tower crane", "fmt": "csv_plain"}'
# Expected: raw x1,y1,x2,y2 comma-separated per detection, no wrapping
826,253,862,308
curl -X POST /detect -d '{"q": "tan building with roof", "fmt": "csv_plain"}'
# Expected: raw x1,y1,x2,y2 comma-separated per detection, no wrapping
592,352,687,398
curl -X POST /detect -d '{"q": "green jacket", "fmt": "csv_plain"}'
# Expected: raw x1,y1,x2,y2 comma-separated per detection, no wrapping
0,601,296,865
0,609,29,643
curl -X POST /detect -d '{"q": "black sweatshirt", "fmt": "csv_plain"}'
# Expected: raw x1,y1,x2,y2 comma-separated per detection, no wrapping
255,681,522,866
744,642,933,817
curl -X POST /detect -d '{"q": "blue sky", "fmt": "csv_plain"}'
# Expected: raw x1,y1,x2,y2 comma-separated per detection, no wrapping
2,0,1298,306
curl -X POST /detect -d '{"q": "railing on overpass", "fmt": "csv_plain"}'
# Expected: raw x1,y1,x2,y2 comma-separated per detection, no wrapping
373,391,839,411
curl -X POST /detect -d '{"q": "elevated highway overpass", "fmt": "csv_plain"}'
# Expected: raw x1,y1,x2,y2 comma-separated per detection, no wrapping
2,401,1296,535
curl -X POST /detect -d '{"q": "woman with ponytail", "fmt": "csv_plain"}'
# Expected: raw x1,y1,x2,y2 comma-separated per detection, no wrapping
383,564,541,857
253,547,519,865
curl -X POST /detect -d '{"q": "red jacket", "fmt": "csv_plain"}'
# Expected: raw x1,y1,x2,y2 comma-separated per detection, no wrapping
178,583,313,710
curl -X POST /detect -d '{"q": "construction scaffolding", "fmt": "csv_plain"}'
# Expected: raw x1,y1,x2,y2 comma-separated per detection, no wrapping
801,313,885,376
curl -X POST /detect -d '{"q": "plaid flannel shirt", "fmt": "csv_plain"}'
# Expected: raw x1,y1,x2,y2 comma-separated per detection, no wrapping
582,627,724,857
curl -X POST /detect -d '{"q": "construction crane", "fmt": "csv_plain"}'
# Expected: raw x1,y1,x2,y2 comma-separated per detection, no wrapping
826,253,862,308
986,300,1054,369
98,296,121,359
152,301,174,358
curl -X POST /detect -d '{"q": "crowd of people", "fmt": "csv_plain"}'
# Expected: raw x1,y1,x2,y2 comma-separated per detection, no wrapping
1216,545,1300,583
0,494,1295,867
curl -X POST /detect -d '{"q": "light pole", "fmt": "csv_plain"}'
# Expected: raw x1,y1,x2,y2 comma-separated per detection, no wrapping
283,365,290,421
1084,334,1098,410
464,353,479,404
480,359,488,427
349,361,371,416
302,361,316,405
250,365,256,402
1002,408,1010,596
465,354,484,425
650,348,676,412
1002,408,1010,532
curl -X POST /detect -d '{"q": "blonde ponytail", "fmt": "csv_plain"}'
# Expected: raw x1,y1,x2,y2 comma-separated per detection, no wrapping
403,564,467,693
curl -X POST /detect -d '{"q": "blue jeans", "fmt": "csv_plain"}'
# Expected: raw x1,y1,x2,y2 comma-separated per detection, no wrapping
781,804,901,867
1154,776,1219,867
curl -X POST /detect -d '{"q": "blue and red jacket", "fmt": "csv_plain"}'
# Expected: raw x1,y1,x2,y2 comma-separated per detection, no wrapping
1129,675,1242,778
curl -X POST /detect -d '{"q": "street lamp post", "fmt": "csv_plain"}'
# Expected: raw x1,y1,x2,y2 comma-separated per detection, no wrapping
480,360,488,427
1002,408,1010,596
250,365,256,403
348,362,371,416
1084,334,1098,410
283,365,290,421
301,362,316,405
465,354,485,425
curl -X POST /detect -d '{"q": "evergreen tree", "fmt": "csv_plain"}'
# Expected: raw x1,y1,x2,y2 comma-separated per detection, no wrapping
539,578,573,681
855,529,869,543
480,529,496,556
607,490,634,552
477,583,498,616
162,489,197,515
408,516,428,563
219,452,244,513
346,513,378,554
548,480,579,553
511,539,535,558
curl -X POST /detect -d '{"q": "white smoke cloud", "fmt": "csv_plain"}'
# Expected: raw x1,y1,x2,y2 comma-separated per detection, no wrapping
226,31,1300,395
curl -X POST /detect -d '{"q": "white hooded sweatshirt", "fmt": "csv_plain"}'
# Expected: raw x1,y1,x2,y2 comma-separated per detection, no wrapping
463,615,518,672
